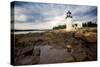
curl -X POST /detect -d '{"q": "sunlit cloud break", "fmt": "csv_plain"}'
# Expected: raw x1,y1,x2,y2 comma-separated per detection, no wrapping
12,1,97,29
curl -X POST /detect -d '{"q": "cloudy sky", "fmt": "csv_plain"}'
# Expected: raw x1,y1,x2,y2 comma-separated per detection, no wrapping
11,1,97,29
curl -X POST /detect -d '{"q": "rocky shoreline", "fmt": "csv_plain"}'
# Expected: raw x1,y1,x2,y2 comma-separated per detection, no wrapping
13,28,97,65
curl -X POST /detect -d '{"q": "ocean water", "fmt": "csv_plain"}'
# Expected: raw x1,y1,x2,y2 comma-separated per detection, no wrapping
13,31,46,34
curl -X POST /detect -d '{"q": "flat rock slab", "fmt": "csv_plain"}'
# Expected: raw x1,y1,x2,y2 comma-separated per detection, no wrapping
38,45,75,64
15,56,40,65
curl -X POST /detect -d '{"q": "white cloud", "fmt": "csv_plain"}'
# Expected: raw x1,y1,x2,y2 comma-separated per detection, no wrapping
15,14,28,22
14,7,29,22
15,15,66,29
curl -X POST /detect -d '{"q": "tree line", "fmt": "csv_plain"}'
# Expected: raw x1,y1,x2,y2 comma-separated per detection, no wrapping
53,21,97,30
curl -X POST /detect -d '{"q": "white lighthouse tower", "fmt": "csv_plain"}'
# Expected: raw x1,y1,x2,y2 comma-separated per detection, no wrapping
65,10,73,31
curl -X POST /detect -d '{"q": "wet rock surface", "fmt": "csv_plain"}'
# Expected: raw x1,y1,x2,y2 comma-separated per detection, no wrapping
14,28,97,65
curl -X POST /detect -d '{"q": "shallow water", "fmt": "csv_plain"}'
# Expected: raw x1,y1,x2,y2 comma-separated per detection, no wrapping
14,31,45,34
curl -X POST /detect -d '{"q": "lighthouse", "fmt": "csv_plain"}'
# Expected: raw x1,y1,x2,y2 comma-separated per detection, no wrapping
65,10,73,31
65,10,83,31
